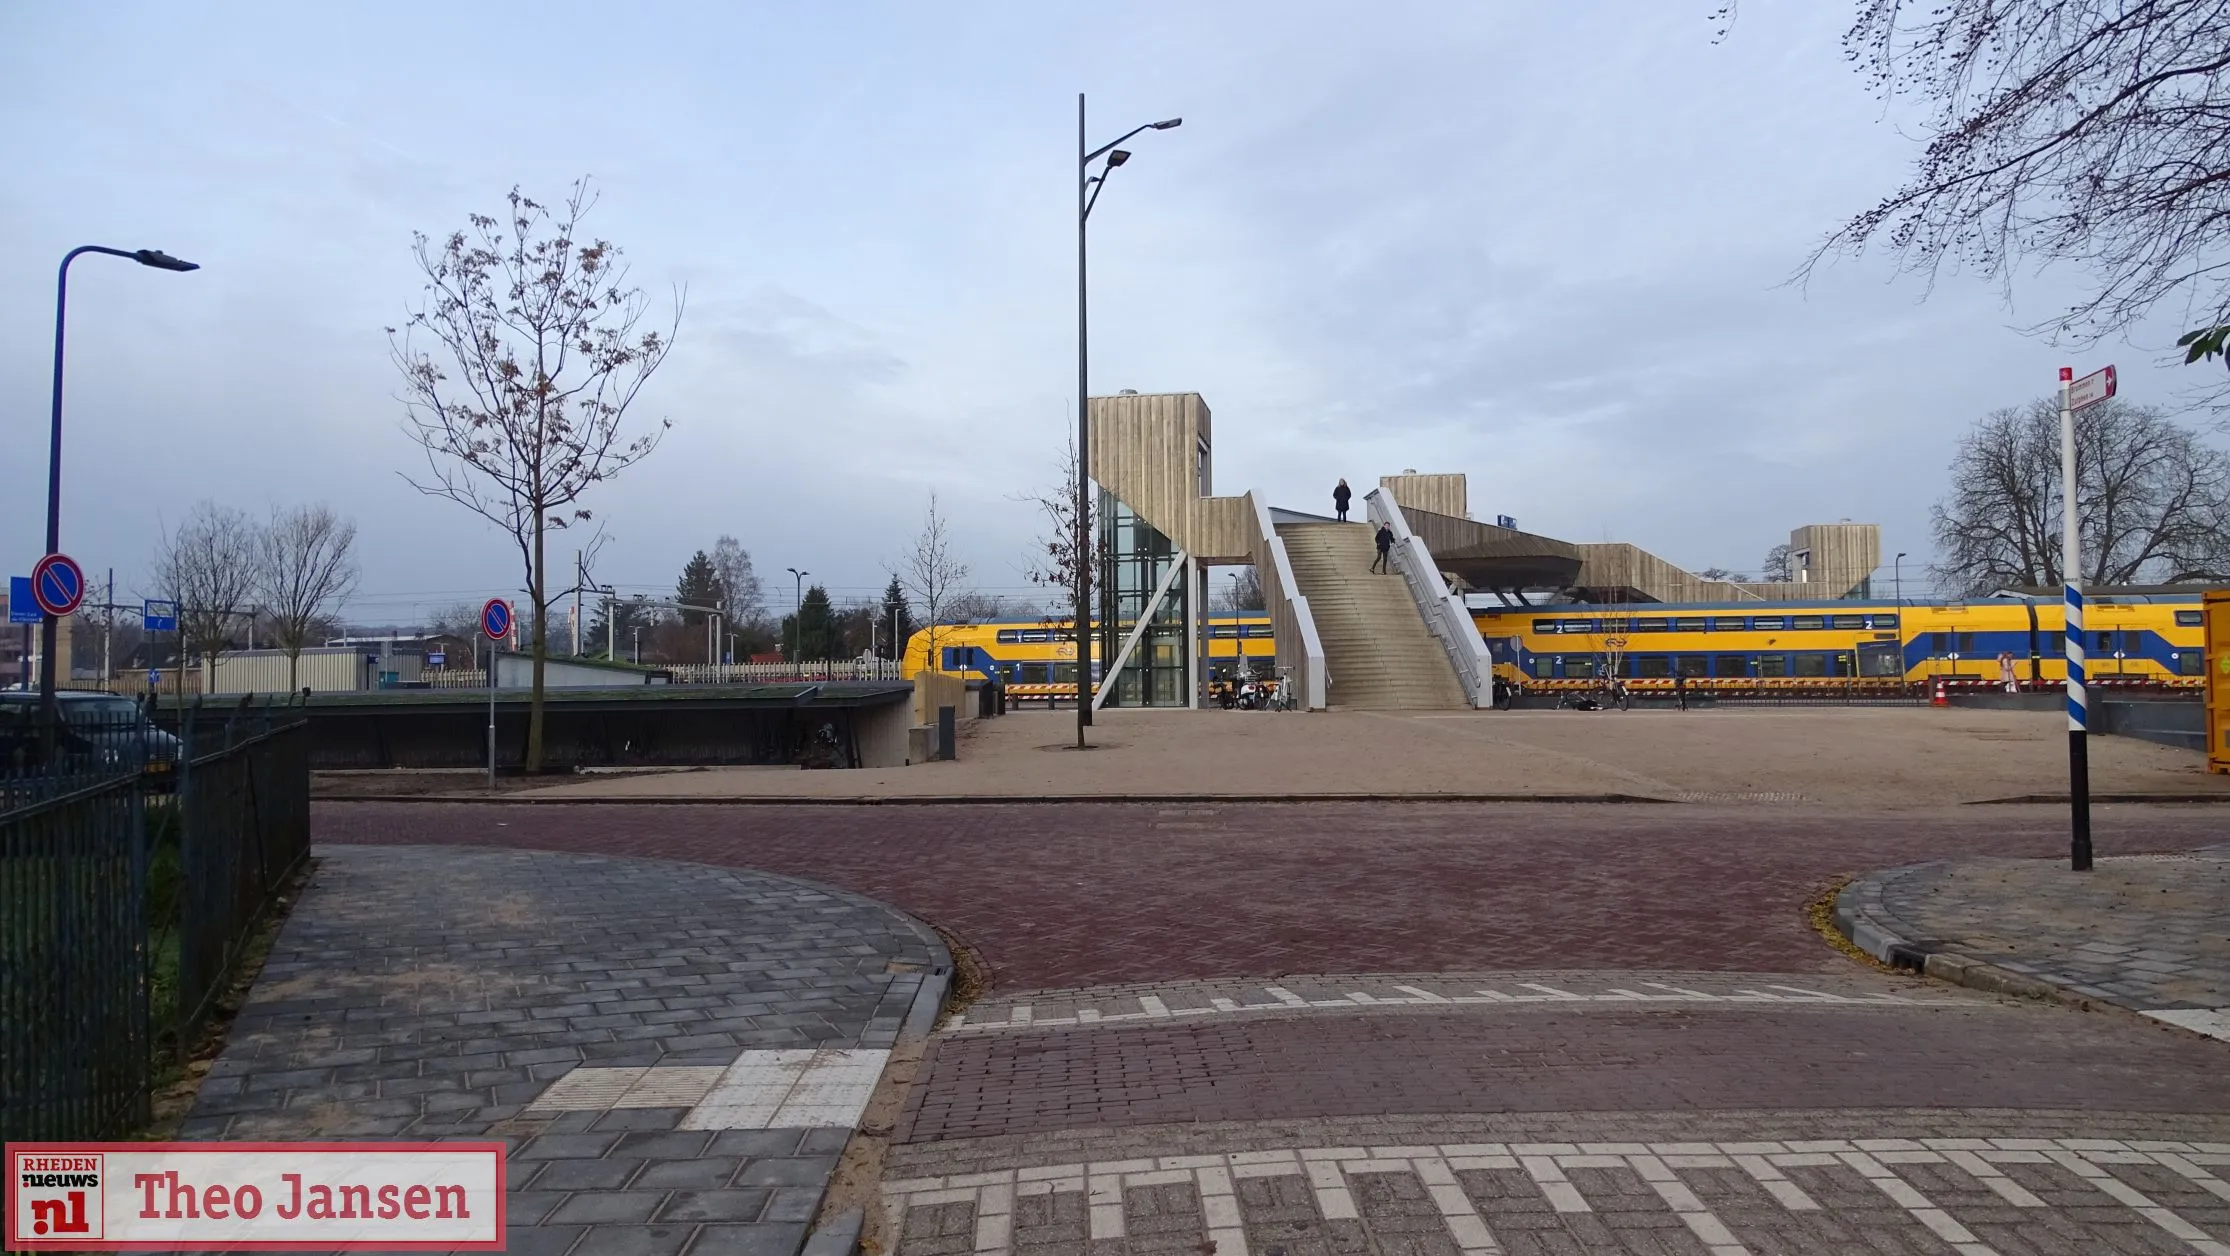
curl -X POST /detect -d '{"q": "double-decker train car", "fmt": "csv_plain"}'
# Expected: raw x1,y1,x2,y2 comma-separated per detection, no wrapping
903,615,1278,702
1472,593,2210,693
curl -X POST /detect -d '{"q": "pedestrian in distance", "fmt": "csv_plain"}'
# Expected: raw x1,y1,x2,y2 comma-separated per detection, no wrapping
1674,671,1688,710
1333,478,1352,521
1370,521,1395,573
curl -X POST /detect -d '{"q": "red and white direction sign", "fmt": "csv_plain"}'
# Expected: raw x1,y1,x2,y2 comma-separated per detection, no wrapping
2064,364,2116,411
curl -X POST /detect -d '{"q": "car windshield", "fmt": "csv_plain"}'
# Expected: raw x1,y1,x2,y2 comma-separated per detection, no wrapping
62,697,143,728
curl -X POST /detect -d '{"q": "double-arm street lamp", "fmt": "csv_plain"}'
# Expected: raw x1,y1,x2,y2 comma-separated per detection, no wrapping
787,567,810,669
1075,96,1180,745
41,246,199,708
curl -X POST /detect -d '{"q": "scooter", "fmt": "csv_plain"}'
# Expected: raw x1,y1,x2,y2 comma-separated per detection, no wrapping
1235,680,1265,710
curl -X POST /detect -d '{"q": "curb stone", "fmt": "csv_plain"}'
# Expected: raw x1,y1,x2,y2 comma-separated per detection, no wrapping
1833,864,2121,1015
315,791,1680,806
801,1206,864,1256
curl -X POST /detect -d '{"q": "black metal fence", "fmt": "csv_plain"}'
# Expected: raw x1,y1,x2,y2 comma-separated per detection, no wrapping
0,695,308,1146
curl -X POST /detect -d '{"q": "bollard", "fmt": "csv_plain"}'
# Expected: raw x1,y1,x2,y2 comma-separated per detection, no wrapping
937,705,957,761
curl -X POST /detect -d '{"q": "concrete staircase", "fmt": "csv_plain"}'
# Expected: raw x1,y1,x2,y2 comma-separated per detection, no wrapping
1276,522,1469,710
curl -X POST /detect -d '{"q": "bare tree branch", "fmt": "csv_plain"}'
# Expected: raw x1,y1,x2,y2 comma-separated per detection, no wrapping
152,502,260,678
894,493,971,672
256,503,359,690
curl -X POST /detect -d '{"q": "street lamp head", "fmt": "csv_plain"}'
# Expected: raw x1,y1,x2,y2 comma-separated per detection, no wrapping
1151,118,1182,130
1105,149,1131,167
1896,552,1908,560
132,249,198,272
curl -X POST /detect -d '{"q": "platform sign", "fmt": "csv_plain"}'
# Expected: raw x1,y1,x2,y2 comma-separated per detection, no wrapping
30,553,85,617
8,577,39,624
142,599,178,632
480,598,512,642
427,650,447,667
2066,364,2117,411
148,669,161,688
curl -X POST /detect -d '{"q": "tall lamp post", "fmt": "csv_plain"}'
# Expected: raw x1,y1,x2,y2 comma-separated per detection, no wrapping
41,246,198,708
1076,95,1180,746
787,567,809,672
1893,552,1907,605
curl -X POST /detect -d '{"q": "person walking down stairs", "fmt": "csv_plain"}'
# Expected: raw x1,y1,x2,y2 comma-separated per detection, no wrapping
1333,479,1352,521
1370,521,1395,573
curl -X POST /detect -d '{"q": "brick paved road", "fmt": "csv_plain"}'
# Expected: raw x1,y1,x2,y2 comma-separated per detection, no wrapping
312,801,2230,1254
317,801,2226,992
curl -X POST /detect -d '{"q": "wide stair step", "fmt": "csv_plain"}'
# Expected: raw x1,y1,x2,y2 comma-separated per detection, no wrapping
1274,521,1469,710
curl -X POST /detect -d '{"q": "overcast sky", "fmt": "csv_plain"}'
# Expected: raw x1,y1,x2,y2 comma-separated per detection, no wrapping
2,1,2213,624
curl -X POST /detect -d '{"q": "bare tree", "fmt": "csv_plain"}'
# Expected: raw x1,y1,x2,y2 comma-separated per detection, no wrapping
1805,1,2230,365
894,493,970,670
709,534,764,630
1013,436,1095,628
942,591,1015,622
1758,544,1795,582
390,178,681,771
257,503,359,690
1932,397,2230,593
1214,566,1265,612
152,502,260,680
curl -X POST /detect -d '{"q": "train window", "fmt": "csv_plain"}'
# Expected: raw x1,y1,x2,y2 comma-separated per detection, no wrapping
1635,656,1672,678
1600,618,1630,634
1708,617,1747,631
1565,657,1597,678
995,630,1021,644
1791,615,1825,630
1676,655,1710,677
1674,617,1707,632
1052,663,1078,684
1793,654,1830,677
2095,631,2113,650
2043,631,2064,654
1530,657,1555,678
1870,613,1900,629
2181,652,2205,676
1752,616,1784,630
1210,625,1239,638
1635,618,1670,632
2176,610,2203,627
1559,619,1596,633
1714,654,1747,677
1242,624,1274,639
1757,654,1788,677
1533,619,1562,633
1830,615,1865,630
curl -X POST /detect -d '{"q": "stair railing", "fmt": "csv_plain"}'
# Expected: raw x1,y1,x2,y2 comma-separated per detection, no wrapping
1364,487,1494,708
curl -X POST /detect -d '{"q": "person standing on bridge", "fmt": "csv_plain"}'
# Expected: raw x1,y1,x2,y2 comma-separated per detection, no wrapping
1333,479,1352,521
1370,521,1394,574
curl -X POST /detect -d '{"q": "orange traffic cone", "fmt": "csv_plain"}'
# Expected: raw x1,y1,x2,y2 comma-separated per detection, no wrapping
1931,677,1947,707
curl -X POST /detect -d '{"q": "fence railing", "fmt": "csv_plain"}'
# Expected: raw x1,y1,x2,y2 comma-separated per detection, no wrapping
1368,487,1495,709
423,658,906,689
0,696,308,1146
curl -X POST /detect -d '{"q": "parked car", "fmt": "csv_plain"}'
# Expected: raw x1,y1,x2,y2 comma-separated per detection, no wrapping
0,691,181,791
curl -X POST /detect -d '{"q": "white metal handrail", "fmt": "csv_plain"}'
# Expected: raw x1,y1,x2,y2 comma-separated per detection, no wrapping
1249,491,1328,710
1365,487,1493,709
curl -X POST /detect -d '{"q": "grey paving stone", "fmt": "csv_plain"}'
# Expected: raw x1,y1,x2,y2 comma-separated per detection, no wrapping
733,1156,839,1187
502,1223,587,1256
687,1221,812,1256
657,1189,775,1222
548,1190,670,1225
571,1222,698,1255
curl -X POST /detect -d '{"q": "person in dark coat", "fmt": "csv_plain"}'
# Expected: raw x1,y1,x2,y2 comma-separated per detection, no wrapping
1370,522,1395,573
1333,479,1352,521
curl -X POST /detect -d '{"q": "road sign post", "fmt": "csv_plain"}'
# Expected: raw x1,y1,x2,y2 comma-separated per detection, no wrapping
142,599,178,633
30,552,86,710
2061,364,2115,872
481,599,512,790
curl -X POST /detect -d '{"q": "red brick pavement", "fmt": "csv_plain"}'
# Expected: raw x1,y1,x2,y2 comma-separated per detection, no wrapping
315,801,2222,994
896,1005,2230,1141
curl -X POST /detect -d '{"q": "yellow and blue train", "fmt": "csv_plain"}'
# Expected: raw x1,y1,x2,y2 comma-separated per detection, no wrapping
904,592,2212,697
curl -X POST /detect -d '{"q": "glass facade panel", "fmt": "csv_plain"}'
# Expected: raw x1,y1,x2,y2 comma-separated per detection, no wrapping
1097,489,1192,707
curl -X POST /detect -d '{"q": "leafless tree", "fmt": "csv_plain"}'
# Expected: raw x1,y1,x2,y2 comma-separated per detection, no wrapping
1758,544,1795,582
1695,566,1749,583
1803,0,2230,369
710,534,765,630
894,493,970,669
390,178,681,770
1214,566,1265,612
1013,436,1096,625
151,501,260,679
257,503,359,690
942,591,1017,622
1932,397,2230,593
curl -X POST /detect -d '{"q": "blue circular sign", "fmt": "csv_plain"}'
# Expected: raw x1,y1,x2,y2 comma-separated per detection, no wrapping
30,552,85,617
480,598,513,641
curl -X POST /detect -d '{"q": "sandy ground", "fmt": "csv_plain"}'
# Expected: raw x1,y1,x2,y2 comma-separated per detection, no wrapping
442,705,2230,808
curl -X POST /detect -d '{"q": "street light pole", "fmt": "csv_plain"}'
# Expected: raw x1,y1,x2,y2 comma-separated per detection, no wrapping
1894,552,1906,605
1075,95,1181,747
787,567,809,675
41,245,198,709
